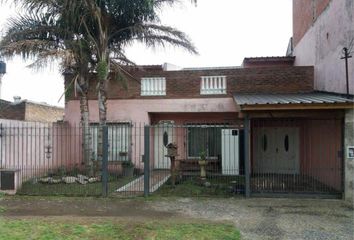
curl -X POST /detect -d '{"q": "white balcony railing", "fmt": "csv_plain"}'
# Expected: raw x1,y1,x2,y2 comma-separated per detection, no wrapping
201,76,227,95
141,77,166,96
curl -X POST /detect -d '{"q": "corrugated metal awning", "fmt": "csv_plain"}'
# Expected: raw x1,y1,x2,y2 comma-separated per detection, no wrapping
233,92,354,111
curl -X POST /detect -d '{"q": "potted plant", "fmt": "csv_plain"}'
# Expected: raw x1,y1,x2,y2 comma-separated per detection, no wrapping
198,151,208,180
121,160,134,177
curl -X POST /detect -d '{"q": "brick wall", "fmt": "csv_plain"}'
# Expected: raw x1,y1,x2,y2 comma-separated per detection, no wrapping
0,100,63,122
66,66,314,101
25,103,63,123
0,101,26,120
242,57,295,68
293,0,331,46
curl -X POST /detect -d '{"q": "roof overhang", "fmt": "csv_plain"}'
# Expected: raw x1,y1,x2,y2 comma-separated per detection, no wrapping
233,93,354,111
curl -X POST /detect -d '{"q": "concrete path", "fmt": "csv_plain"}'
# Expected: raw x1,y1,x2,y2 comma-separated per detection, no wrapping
116,170,170,194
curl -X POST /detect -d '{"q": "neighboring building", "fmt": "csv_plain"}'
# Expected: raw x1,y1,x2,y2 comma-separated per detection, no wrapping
292,0,354,204
292,0,354,94
242,56,295,68
0,97,63,123
64,60,353,198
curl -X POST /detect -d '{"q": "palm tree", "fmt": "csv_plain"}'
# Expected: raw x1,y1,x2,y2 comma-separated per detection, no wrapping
0,2,96,175
62,0,198,164
1,0,198,173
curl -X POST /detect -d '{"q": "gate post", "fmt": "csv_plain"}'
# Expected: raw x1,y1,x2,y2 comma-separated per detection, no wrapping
244,115,251,198
102,125,109,197
144,125,150,197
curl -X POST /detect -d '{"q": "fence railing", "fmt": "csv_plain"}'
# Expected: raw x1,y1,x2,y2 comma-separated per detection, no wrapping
250,118,343,196
0,122,245,197
0,119,343,197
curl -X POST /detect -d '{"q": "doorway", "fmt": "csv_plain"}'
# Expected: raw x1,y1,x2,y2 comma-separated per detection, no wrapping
253,127,300,174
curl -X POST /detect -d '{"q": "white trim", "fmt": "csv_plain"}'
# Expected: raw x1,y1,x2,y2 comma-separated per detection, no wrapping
200,76,227,95
347,146,354,159
141,77,166,96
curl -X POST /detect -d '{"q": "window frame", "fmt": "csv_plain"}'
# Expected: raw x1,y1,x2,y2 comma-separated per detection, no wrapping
200,76,227,95
186,123,227,159
89,122,131,162
141,77,166,96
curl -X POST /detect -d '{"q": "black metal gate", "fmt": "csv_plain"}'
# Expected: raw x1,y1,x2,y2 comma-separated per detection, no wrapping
249,118,343,197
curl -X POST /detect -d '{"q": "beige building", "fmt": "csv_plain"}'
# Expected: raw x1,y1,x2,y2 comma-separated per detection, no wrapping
0,97,63,123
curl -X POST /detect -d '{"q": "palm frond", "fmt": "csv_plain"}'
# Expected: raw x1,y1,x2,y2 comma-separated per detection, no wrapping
26,48,75,70
120,23,198,54
0,39,59,60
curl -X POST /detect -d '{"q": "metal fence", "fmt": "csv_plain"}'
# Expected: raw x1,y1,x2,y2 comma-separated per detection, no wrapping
0,119,343,198
0,122,245,197
250,118,343,197
141,123,245,197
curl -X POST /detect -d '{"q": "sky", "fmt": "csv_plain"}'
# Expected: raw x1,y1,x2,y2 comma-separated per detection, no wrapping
0,0,292,107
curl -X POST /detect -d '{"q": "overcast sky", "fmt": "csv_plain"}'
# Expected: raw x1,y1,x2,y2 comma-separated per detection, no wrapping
0,0,292,107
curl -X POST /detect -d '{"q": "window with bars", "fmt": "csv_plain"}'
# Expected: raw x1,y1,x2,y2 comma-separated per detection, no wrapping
200,76,227,95
187,124,226,158
90,123,131,161
141,77,166,96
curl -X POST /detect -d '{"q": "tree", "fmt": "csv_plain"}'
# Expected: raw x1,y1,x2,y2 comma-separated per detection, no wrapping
1,0,198,175
63,0,197,121
62,0,197,166
0,0,96,175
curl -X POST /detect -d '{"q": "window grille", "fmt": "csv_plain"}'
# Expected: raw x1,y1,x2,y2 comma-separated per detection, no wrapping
90,123,130,161
141,77,166,96
201,76,227,95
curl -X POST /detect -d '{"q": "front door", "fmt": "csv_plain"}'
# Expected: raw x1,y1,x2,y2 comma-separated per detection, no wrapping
154,123,174,169
254,127,299,174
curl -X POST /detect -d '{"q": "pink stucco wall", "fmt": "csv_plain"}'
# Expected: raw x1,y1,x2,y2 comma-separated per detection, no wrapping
64,98,239,125
64,98,239,169
293,0,354,94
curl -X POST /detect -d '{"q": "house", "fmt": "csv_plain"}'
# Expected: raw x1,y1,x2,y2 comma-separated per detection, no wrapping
63,60,353,198
54,0,354,198
0,97,64,193
291,0,354,202
0,97,64,123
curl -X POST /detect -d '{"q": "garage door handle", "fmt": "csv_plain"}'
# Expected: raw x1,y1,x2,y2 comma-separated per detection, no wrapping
276,148,278,153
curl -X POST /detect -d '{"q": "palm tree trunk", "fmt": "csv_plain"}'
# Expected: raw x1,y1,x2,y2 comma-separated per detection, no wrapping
96,41,109,173
80,89,93,176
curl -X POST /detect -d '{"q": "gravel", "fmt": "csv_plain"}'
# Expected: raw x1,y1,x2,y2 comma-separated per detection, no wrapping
148,197,354,240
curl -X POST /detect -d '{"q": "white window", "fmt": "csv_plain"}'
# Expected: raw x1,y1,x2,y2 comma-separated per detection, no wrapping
90,123,130,161
200,76,227,95
141,77,166,96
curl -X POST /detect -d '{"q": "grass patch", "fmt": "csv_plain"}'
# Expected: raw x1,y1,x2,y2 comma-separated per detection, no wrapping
0,206,6,214
0,219,240,240
17,176,137,197
154,176,245,197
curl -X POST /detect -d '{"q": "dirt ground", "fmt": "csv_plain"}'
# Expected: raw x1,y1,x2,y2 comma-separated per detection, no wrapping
0,196,353,240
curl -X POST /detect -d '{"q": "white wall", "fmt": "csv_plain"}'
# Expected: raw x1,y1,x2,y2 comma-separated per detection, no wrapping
294,0,354,94
0,119,67,191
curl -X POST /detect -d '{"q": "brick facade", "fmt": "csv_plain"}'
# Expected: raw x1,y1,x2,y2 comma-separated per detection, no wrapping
65,66,314,101
0,100,63,122
293,0,331,46
0,100,26,120
24,102,64,122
